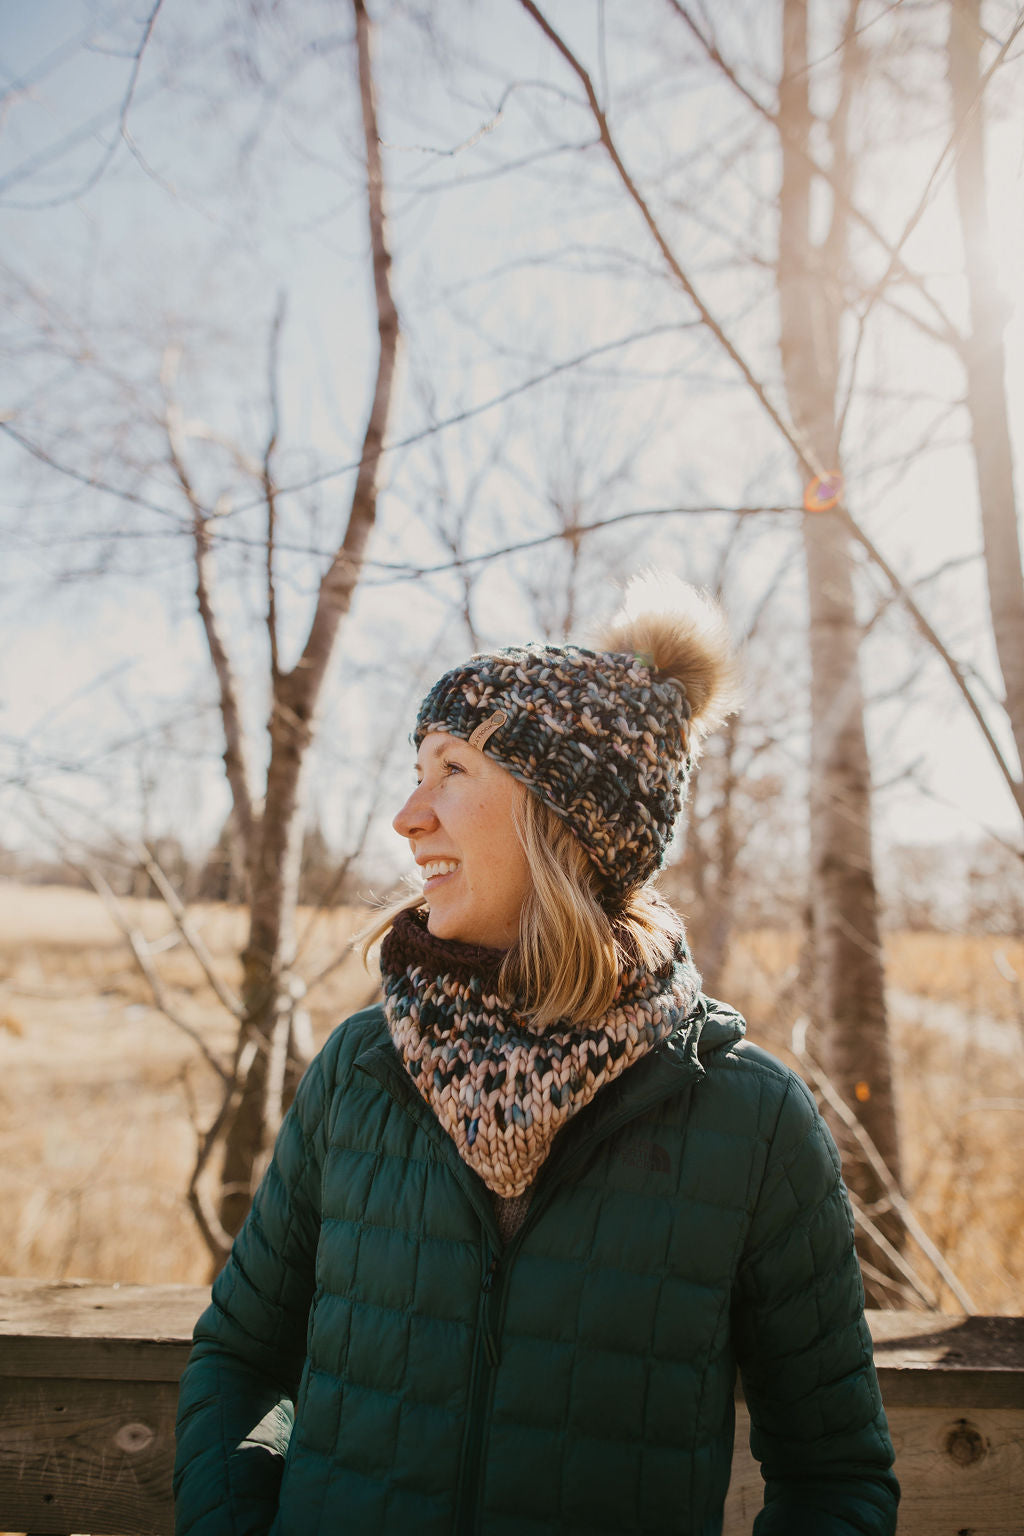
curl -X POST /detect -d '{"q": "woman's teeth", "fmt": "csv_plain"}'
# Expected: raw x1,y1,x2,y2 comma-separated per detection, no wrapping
422,860,459,881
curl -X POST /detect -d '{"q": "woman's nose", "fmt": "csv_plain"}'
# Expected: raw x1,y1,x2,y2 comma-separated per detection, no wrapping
393,784,438,839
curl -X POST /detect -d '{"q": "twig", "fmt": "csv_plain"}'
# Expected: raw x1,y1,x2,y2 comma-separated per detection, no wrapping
793,1030,978,1312
136,843,244,1019
0,419,185,523
834,3,1024,443
80,861,230,1084
516,0,823,482
846,1191,938,1309
0,0,166,208
857,1255,936,1311
2,322,692,523
264,294,286,681
163,355,259,875
667,0,961,351
187,1038,259,1262
841,508,1024,817
359,503,785,580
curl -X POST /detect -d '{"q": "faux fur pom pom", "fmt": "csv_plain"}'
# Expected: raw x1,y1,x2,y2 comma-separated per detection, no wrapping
594,573,740,746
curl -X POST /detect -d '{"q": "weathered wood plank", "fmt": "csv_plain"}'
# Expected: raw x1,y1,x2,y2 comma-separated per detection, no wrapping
4,1283,1023,1398
887,1405,1024,1536
1,1283,1022,1534
870,1311,1024,1408
723,1402,1024,1536
0,1280,206,1336
0,1281,202,1383
0,1376,174,1535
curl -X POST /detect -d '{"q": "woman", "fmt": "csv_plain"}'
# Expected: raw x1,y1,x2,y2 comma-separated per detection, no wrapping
174,579,899,1535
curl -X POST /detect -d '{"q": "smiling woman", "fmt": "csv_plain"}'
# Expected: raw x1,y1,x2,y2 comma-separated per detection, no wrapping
174,576,900,1536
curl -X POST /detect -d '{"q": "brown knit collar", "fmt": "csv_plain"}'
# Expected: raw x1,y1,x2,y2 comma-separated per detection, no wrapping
380,906,700,1198
383,905,506,988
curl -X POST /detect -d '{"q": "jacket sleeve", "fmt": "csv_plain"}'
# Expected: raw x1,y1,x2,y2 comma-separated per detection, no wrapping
732,1072,900,1536
173,1044,332,1536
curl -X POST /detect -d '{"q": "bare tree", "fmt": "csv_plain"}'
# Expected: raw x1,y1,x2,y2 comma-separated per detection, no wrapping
187,0,401,1245
85,0,401,1256
515,0,904,1292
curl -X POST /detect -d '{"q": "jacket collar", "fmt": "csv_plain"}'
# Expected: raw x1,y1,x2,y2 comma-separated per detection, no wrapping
355,995,745,1245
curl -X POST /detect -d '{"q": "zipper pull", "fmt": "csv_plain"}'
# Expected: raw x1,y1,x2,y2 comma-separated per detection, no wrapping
481,1255,501,1365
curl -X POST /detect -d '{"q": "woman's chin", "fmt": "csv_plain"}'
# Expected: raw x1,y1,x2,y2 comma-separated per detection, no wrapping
425,903,507,950
425,904,461,941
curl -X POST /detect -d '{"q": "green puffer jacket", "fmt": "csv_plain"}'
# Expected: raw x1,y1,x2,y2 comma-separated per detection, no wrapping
174,998,898,1536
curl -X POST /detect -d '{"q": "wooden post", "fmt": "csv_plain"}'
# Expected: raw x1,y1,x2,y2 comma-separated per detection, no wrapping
0,1280,198,1535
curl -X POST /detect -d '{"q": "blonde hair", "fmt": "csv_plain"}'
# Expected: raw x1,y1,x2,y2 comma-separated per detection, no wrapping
360,786,687,1030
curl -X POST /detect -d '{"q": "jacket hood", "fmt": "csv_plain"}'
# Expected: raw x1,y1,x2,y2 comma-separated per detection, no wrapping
658,991,747,1077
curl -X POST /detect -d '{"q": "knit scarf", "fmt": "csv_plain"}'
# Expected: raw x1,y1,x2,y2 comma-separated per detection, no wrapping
380,906,701,1199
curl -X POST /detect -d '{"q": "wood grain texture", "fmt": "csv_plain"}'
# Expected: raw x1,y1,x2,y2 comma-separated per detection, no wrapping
1,1284,1022,1533
723,1403,1024,1536
0,1280,203,1383
0,1376,174,1534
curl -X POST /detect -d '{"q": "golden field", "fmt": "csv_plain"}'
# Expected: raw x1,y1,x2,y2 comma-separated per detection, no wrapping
0,882,1021,1312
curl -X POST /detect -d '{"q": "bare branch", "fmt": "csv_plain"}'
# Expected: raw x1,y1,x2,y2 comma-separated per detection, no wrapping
842,507,1024,816
137,843,244,1019
847,1195,937,1308
163,357,259,876
8,0,166,211
793,1027,978,1312
79,861,231,1084
187,1038,259,1262
380,80,523,158
516,0,822,481
847,1213,937,1309
0,420,186,524
835,2,1024,435
264,295,286,682
361,503,789,582
262,315,691,501
286,0,401,701
5,323,692,523
668,0,961,351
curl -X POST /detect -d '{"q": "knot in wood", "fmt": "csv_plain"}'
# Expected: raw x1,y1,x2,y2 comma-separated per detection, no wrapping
944,1419,987,1467
115,1420,155,1454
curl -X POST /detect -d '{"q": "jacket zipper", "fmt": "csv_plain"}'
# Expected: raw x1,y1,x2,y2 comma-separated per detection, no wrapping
452,1078,700,1534
454,1249,502,1534
359,1035,702,1533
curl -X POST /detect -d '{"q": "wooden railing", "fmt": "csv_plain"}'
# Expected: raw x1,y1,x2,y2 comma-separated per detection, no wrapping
1,1280,1022,1535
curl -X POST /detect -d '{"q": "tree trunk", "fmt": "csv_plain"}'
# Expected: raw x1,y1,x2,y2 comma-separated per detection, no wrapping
949,0,1024,793
217,679,310,1238
778,0,903,1296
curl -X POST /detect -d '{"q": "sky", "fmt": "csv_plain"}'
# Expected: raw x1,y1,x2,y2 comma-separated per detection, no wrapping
1,0,1023,883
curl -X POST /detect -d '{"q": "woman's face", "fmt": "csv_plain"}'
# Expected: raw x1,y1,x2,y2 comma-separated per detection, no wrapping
393,729,532,950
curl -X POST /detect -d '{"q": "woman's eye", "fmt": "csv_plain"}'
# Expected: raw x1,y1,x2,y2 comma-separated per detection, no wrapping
442,759,464,777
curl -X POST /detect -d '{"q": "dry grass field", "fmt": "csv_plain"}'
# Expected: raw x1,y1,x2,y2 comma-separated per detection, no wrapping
1,882,1021,1312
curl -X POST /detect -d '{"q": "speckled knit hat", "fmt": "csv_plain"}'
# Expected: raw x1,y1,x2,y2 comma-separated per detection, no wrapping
414,577,737,900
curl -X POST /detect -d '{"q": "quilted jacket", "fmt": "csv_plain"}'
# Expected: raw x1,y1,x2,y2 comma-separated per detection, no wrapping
174,998,898,1536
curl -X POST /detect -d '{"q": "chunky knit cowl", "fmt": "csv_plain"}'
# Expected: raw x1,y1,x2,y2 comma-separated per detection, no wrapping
380,906,701,1199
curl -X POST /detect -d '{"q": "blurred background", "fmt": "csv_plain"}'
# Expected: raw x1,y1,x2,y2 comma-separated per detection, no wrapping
1,0,1022,1312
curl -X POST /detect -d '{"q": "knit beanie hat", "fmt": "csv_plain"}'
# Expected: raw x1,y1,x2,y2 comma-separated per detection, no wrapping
414,576,737,900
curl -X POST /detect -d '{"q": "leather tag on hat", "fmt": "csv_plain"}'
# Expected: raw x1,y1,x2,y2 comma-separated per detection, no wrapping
468,709,508,750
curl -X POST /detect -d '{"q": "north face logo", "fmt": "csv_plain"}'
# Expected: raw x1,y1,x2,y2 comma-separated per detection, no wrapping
616,1139,671,1174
